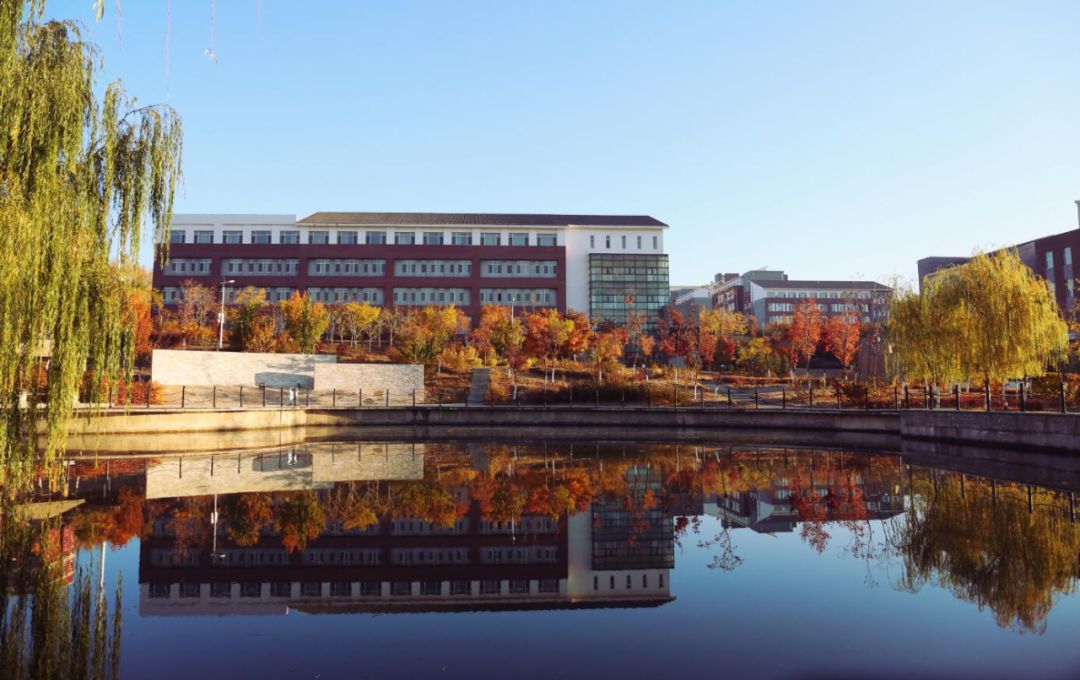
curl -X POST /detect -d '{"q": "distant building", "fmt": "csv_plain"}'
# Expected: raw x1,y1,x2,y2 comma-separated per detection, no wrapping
710,269,891,330
668,285,713,319
917,201,1079,315
155,212,670,329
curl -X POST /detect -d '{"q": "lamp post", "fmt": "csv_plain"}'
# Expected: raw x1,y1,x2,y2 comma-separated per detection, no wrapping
217,279,236,350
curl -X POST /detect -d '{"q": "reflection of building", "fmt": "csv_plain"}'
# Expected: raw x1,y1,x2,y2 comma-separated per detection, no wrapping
145,444,425,499
139,495,674,616
704,471,905,534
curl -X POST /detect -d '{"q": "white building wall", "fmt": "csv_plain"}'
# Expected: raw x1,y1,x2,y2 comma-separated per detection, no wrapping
563,226,666,316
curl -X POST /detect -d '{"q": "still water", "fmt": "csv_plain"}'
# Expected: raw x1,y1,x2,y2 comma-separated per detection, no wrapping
6,436,1080,678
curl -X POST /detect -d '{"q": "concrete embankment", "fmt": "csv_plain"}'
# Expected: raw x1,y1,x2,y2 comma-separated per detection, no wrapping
63,406,1080,453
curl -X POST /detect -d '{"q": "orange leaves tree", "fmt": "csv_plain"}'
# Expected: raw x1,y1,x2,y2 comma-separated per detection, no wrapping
471,305,525,367
276,491,325,553
789,299,824,369
523,308,574,380
823,312,862,371
397,305,466,366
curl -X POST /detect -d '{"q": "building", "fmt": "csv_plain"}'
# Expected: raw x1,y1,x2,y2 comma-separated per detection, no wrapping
156,212,670,328
710,269,891,330
668,285,713,320
917,201,1079,316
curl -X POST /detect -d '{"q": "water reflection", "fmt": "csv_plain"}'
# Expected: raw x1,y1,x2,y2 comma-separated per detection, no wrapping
7,439,1080,676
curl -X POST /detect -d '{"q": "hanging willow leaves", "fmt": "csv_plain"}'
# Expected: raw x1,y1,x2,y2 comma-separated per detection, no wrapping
0,1,183,481
887,250,1068,385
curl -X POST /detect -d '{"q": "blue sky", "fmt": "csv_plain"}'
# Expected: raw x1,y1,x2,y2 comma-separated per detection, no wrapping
48,0,1080,285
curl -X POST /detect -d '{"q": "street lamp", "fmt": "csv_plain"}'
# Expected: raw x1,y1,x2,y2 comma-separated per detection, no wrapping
217,279,236,350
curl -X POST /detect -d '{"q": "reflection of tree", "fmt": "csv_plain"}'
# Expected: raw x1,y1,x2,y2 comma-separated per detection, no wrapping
222,493,272,546
276,491,326,553
896,474,1080,633
0,500,121,680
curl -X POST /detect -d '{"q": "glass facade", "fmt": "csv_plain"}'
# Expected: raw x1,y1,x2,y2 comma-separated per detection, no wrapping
588,253,669,329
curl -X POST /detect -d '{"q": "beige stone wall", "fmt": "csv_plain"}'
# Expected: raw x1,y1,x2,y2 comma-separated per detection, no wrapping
151,349,334,388
314,363,425,403
151,350,424,398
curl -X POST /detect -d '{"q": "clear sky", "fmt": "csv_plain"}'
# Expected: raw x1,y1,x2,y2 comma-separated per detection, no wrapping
47,0,1080,286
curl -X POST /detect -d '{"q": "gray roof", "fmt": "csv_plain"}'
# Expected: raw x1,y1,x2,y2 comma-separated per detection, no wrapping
755,279,891,291
298,212,667,228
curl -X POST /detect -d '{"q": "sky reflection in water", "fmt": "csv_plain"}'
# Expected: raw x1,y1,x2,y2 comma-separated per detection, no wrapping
10,439,1080,679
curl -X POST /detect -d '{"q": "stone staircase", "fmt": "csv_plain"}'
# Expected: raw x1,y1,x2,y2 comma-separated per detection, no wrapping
466,367,491,405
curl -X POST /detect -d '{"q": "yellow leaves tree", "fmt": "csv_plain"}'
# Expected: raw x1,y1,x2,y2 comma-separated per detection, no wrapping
889,250,1068,385
337,301,380,348
397,305,462,366
279,292,330,354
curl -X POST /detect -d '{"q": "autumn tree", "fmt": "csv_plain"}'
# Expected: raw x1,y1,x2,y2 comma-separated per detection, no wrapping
228,286,268,350
337,301,380,348
397,305,462,366
223,493,273,546
658,310,698,372
177,280,216,346
523,309,573,381
471,305,525,367
823,311,862,371
276,491,326,553
380,307,406,349
563,309,596,358
279,292,330,353
789,299,824,370
592,323,627,383
889,250,1068,385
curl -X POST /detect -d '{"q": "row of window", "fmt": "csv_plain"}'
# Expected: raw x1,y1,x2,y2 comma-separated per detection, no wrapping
767,302,871,313
762,290,879,300
479,289,557,306
1045,246,1073,270
592,573,665,591
170,229,560,247
163,257,558,278
589,234,660,251
163,286,560,307
148,579,562,599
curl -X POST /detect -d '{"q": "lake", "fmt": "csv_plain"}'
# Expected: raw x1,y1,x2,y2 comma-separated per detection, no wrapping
5,434,1080,678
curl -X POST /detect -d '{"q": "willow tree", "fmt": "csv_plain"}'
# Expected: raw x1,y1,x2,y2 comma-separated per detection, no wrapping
0,1,182,479
888,250,1067,385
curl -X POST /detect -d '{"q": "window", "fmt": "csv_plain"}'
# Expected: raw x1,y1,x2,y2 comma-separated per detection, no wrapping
637,235,642,249
609,575,615,589
626,574,632,589
1046,251,1055,269
270,582,291,597
590,235,595,248
481,580,500,595
309,231,329,245
360,581,381,596
330,582,352,597
621,235,627,248
194,230,214,244
251,230,271,244
337,231,358,244
180,582,201,598
509,233,528,247
538,579,559,593
279,230,299,244
149,583,171,599
391,582,411,596
210,583,232,598
481,233,500,246
367,231,386,245
653,236,658,249
451,580,470,595
420,581,442,596
659,574,664,588
605,235,611,249
536,233,556,247
223,230,242,244
395,232,415,245
642,574,648,588
423,232,444,246
1066,247,1073,266
301,582,321,597
240,582,262,598
452,231,472,246
593,576,599,591
510,580,530,594
169,231,186,244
